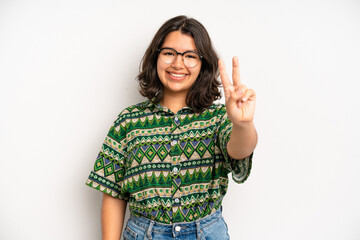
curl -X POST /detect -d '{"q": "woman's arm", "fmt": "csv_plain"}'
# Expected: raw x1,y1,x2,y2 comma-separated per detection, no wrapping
218,57,257,159
227,121,258,159
101,193,127,240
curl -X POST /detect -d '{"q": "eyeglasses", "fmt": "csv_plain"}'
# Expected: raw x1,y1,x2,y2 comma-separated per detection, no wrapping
157,47,203,68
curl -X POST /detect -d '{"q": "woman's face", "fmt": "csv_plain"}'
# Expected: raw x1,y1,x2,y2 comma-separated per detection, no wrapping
157,31,201,98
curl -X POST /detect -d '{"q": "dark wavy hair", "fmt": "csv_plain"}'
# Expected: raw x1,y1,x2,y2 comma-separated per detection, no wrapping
137,15,221,113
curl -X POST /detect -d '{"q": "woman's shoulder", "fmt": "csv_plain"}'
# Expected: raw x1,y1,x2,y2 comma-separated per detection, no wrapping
114,100,153,121
122,100,151,112
205,102,226,115
208,102,225,109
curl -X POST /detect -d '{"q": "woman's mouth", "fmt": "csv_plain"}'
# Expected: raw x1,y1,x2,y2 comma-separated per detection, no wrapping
167,72,187,80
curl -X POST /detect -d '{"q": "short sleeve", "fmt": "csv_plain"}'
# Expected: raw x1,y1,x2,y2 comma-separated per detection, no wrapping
217,106,253,184
85,112,129,200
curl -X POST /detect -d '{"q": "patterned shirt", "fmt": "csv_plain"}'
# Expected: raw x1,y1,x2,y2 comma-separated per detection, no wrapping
86,100,253,224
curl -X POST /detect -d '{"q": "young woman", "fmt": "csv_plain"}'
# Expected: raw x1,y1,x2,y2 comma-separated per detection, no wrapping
86,15,257,240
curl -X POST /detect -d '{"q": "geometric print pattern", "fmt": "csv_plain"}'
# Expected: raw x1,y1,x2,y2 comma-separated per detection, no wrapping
86,100,253,223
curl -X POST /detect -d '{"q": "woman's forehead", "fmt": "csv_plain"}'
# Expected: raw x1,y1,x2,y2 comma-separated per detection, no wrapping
161,31,197,52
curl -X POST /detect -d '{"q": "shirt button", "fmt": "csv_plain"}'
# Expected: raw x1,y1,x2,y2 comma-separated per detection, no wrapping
171,140,177,146
173,167,179,174
175,226,181,232
174,198,180,203
174,116,179,121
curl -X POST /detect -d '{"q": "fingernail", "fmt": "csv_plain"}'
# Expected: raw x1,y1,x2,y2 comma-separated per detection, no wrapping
242,97,247,101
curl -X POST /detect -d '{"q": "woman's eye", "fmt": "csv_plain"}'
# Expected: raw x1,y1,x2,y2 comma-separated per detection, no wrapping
185,54,197,59
163,51,175,56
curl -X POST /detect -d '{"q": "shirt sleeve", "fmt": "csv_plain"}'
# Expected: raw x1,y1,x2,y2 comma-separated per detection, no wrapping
85,112,129,200
217,105,253,184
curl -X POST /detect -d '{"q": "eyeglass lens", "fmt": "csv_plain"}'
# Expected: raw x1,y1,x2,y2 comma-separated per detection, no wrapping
158,49,201,68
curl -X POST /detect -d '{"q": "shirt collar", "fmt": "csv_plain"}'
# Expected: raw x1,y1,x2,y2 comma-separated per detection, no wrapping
141,99,194,114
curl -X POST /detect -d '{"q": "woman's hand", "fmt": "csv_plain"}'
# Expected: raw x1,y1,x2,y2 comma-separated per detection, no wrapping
219,57,256,126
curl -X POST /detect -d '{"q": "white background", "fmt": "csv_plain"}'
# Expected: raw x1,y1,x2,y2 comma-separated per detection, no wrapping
1,0,360,239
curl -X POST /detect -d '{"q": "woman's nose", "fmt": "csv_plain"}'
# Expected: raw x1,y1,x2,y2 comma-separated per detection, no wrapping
171,54,184,68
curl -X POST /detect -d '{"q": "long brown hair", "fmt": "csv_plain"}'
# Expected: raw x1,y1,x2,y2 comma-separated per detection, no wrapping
137,15,221,113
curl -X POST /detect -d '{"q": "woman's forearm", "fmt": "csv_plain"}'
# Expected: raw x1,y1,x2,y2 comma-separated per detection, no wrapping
227,121,258,159
101,193,127,240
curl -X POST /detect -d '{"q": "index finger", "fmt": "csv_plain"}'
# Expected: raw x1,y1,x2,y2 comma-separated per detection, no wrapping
218,59,231,89
232,56,241,86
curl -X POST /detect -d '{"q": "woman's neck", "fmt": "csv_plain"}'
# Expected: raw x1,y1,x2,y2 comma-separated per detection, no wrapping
160,92,187,114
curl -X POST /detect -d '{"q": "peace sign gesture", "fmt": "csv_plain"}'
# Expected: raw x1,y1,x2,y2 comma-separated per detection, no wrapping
219,57,256,126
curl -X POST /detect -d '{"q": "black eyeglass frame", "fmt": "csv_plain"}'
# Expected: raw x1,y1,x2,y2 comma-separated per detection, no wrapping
157,47,204,64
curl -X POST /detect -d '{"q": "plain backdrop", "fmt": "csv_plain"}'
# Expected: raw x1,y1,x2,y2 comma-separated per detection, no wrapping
1,0,360,239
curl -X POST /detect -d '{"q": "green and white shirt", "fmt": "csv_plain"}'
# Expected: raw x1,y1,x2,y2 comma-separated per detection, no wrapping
86,100,253,224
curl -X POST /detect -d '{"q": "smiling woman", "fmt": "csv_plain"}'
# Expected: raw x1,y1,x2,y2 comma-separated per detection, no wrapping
156,31,202,111
85,15,257,240
138,15,221,113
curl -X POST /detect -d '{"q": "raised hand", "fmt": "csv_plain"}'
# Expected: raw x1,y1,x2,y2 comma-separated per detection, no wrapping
219,57,256,126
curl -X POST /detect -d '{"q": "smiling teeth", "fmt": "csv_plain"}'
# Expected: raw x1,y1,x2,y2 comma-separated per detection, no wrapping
170,73,186,77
